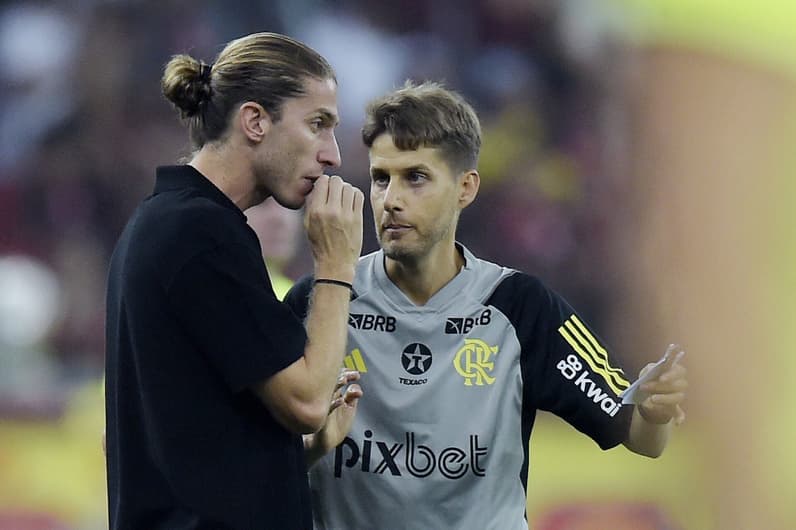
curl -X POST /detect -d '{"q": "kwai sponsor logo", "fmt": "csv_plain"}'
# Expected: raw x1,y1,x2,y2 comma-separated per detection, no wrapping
557,315,630,396
557,354,622,417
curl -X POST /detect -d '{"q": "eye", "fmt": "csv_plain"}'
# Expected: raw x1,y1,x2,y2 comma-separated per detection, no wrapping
408,171,427,183
309,119,323,133
371,171,389,187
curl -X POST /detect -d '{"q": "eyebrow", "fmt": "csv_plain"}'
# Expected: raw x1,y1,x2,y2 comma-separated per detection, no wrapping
369,164,434,178
403,164,433,174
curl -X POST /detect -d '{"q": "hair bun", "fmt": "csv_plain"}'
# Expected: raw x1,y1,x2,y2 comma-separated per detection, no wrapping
161,55,213,118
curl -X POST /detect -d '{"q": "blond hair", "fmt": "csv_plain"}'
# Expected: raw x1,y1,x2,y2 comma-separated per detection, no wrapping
162,32,335,148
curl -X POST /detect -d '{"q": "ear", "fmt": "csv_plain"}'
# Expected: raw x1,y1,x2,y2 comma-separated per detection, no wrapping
238,102,271,143
458,170,480,209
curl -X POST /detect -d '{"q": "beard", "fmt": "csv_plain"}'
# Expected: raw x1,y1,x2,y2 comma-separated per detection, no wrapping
381,239,419,263
251,136,309,210
378,218,453,265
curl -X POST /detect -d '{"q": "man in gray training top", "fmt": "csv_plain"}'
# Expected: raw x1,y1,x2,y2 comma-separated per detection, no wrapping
285,81,688,530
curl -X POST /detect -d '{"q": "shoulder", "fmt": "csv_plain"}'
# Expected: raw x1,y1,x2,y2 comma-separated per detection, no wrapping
482,266,566,333
458,247,549,309
486,271,551,308
350,250,381,295
283,251,380,320
164,194,245,244
120,196,257,295
140,192,252,261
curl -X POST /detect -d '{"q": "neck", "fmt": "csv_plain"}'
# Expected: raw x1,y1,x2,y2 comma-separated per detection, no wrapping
189,143,262,211
384,241,464,305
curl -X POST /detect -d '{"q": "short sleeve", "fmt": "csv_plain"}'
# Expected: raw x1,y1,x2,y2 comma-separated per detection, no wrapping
529,281,633,449
283,275,315,322
489,273,633,450
167,244,307,392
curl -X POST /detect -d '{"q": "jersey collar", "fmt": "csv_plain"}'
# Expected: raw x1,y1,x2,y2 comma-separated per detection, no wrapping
153,165,245,220
374,242,476,312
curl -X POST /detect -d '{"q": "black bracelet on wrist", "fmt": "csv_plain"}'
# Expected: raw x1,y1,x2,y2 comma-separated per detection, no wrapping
314,278,353,290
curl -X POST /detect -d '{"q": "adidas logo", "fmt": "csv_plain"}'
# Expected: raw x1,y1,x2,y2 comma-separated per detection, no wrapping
343,348,368,372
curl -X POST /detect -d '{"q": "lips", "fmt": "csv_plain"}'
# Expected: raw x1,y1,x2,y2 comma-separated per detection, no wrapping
301,176,321,195
381,221,413,238
381,214,412,229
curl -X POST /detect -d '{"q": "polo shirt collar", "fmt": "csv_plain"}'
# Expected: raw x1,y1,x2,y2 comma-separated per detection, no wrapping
373,242,473,312
154,165,245,219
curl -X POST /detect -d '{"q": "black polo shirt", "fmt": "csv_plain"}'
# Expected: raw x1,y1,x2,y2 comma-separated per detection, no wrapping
105,165,311,530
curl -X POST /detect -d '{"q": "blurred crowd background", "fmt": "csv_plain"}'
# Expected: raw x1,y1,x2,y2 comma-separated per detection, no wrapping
0,0,794,529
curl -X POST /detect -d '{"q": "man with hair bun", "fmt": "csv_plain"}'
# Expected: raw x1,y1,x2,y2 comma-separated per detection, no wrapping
105,32,363,530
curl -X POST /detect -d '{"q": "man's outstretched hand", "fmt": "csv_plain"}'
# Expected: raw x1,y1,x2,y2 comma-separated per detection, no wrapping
637,344,688,425
304,369,362,466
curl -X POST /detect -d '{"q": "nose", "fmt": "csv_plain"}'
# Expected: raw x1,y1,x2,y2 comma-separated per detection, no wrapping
318,132,341,169
382,178,403,212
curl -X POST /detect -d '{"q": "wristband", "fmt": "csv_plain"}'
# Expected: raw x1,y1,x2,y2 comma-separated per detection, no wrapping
314,278,353,290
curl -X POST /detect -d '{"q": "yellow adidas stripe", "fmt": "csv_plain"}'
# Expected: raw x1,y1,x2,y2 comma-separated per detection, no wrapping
571,315,626,377
565,319,629,385
343,349,368,373
563,322,629,392
558,326,628,395
351,348,368,372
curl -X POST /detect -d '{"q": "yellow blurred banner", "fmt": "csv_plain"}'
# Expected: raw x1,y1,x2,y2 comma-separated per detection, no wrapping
610,3,796,525
615,0,796,78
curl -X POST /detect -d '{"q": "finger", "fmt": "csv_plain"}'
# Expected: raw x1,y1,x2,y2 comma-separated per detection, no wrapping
662,344,686,368
342,370,361,383
659,362,687,384
334,370,360,391
329,384,362,412
641,378,688,393
341,183,356,212
342,383,363,405
339,369,360,381
326,175,343,206
333,380,345,396
674,405,686,426
353,187,364,213
643,383,688,397
306,174,330,207
640,359,686,386
650,392,686,406
329,397,345,413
